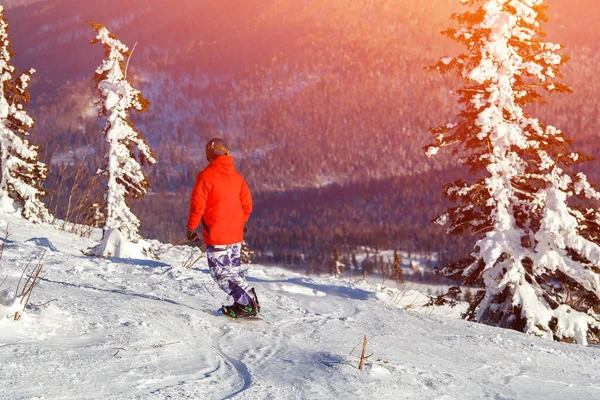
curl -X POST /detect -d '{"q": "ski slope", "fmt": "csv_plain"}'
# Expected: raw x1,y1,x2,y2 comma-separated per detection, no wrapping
1,213,600,399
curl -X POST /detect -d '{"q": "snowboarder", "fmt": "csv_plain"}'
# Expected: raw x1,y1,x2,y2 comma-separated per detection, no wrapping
186,138,259,318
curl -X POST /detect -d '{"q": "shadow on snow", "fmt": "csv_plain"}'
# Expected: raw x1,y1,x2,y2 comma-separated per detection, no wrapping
39,277,197,310
246,276,373,301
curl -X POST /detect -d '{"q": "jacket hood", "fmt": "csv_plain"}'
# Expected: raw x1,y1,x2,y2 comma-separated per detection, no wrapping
208,155,236,175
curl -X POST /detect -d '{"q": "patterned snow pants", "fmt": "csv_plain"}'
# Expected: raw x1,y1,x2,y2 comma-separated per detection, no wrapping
206,243,254,306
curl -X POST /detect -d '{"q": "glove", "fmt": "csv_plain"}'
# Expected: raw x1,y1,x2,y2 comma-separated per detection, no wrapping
186,228,200,242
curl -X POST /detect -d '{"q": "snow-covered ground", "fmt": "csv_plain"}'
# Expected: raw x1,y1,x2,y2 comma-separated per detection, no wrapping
1,213,600,399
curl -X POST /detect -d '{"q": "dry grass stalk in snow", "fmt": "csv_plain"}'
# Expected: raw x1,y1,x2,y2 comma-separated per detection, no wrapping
46,144,104,238
182,245,205,269
12,250,46,321
0,226,10,288
349,335,372,372
359,335,368,371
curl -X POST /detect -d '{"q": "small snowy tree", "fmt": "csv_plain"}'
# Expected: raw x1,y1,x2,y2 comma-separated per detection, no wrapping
426,0,600,344
88,22,156,258
0,6,51,224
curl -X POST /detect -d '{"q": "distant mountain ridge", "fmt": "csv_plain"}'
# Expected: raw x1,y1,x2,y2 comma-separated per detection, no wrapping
4,0,596,186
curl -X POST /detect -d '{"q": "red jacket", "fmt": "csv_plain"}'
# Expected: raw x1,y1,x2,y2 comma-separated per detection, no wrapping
187,156,253,245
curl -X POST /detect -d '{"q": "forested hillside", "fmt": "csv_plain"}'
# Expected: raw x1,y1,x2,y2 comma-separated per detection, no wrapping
3,0,599,269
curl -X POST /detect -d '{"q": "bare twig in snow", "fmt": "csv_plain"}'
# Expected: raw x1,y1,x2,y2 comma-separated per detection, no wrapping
0,225,9,257
348,341,362,357
113,347,126,357
359,335,368,371
29,299,58,308
151,341,180,348
0,226,10,286
182,245,206,269
14,250,46,319
8,312,21,321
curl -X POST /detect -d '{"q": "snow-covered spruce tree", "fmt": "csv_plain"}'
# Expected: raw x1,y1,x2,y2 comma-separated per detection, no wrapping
0,6,51,224
88,22,156,258
425,0,600,344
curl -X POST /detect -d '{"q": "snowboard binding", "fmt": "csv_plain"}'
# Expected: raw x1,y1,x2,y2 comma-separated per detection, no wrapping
219,288,261,320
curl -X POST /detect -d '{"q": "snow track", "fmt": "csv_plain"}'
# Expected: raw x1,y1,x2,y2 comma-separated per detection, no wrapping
214,336,253,399
2,215,600,399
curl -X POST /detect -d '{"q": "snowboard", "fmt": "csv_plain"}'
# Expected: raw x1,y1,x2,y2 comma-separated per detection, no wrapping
217,289,262,321
218,305,262,321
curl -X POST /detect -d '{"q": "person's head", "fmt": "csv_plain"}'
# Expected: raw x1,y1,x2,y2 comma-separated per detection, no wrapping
205,138,230,162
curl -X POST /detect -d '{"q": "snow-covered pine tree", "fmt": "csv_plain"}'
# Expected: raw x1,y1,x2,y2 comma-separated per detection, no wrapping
88,22,156,258
0,6,51,224
426,0,600,344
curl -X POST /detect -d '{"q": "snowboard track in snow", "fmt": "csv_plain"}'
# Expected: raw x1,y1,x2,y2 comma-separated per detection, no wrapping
145,354,227,399
214,328,253,399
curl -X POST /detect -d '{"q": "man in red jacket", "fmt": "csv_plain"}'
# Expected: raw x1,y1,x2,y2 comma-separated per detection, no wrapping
187,138,258,318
